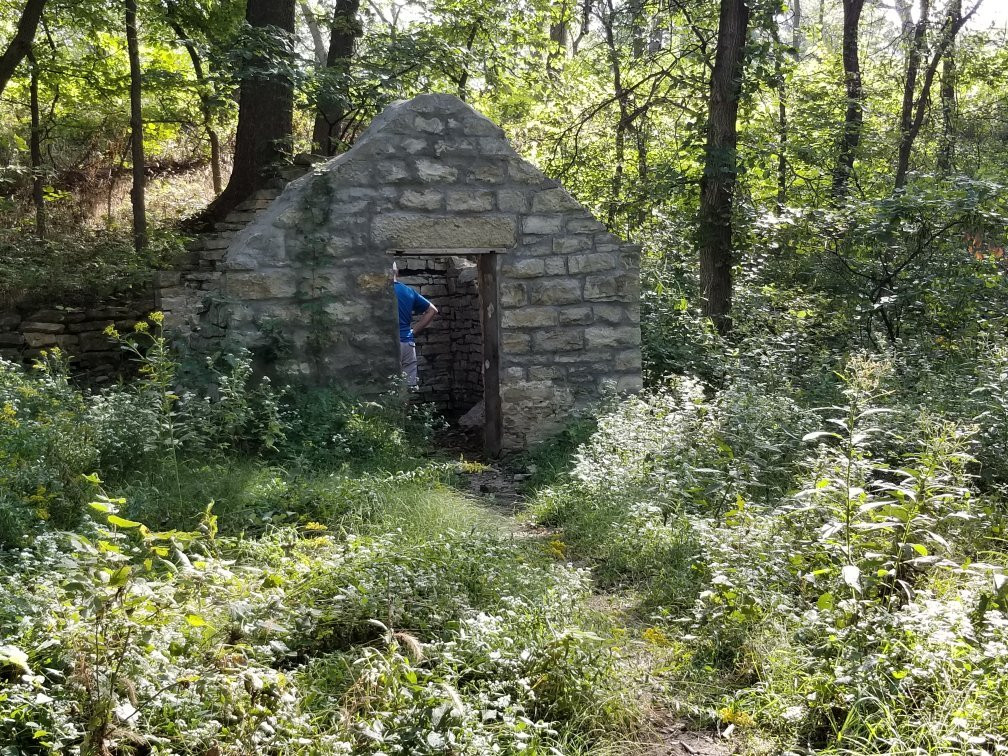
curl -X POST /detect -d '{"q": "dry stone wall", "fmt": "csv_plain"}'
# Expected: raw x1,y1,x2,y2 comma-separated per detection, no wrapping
0,286,153,381
398,256,483,415
160,93,642,450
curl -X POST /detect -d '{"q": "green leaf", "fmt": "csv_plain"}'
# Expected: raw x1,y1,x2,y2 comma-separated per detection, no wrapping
110,566,131,587
185,614,207,627
816,592,835,610
108,515,142,529
89,501,112,513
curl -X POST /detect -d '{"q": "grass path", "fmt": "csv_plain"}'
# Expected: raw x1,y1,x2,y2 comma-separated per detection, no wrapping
453,458,737,756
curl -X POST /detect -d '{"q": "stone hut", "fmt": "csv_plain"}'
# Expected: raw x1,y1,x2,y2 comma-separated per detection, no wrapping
158,93,641,453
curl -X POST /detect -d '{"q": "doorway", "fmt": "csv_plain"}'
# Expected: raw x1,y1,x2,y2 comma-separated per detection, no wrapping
391,248,501,455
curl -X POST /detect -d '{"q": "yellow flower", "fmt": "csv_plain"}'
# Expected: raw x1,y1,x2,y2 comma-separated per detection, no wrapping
0,402,17,426
133,320,150,333
148,311,164,325
643,626,671,647
546,537,567,558
718,706,755,728
103,324,120,339
304,521,328,531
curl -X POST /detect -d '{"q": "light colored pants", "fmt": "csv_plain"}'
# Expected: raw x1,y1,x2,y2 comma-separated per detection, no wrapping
400,341,418,387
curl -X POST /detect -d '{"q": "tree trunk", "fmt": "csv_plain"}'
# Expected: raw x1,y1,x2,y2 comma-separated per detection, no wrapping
201,0,295,223
312,0,362,156
165,12,224,194
831,0,865,201
792,0,802,53
894,0,930,190
894,0,971,190
455,22,480,102
937,0,960,175
300,0,328,67
697,0,750,334
126,0,146,253
28,48,45,239
0,0,47,97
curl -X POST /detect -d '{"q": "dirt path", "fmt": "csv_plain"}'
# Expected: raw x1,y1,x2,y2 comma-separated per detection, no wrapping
455,460,737,756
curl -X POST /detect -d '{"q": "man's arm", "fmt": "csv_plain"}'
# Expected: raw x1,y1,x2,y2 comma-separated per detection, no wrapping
413,303,438,334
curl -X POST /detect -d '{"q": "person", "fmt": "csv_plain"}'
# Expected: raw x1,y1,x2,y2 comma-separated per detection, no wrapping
392,262,438,387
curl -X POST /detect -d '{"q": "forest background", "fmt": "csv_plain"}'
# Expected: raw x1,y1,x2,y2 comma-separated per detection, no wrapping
1,0,1008,754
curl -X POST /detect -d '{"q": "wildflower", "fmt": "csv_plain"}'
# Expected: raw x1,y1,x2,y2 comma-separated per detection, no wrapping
148,311,165,325
134,320,150,333
642,626,670,647
103,324,120,339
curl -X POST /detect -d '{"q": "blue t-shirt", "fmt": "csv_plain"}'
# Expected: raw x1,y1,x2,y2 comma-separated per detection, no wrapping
395,281,432,342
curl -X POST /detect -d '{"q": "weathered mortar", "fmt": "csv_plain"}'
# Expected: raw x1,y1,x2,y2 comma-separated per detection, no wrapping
159,93,642,450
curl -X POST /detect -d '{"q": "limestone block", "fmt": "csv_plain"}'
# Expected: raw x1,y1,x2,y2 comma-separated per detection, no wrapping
446,190,495,212
533,328,584,352
0,333,24,347
585,273,635,301
519,237,552,256
544,259,566,275
497,189,529,212
522,215,563,234
225,272,298,300
477,137,514,155
566,217,605,234
323,302,372,324
501,380,556,402
416,159,458,183
21,322,64,334
593,304,625,323
531,188,581,213
529,279,581,305
552,235,593,254
559,306,593,325
501,258,544,278
507,159,547,184
322,236,356,257
617,374,644,393
460,115,504,137
377,160,411,182
0,314,21,328
373,213,516,248
402,138,430,154
471,162,505,184
504,366,526,380
400,189,443,211
415,116,444,134
502,307,559,328
529,365,563,380
356,272,390,294
24,331,58,348
585,325,641,349
567,252,616,274
434,138,478,156
499,281,528,307
616,348,642,371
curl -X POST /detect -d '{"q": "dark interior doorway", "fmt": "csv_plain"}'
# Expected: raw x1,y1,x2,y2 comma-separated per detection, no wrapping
391,249,501,455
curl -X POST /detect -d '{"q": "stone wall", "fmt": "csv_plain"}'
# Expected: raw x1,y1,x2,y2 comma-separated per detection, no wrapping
0,285,154,381
398,256,483,415
159,93,642,450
